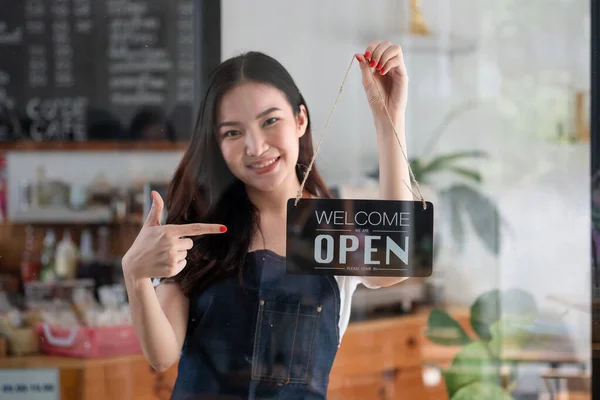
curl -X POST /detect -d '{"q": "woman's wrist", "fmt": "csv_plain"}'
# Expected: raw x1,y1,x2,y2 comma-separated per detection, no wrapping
372,111,404,133
125,274,155,297
122,257,149,290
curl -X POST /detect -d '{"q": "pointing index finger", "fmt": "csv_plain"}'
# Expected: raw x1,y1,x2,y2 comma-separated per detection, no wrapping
166,223,227,237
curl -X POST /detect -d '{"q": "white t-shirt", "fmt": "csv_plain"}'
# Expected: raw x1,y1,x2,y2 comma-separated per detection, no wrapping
333,276,379,345
152,275,379,346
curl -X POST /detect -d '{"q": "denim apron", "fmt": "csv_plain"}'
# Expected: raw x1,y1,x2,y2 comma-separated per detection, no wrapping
171,249,341,400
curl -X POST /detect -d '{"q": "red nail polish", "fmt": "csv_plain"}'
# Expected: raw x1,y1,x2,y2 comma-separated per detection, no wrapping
220,225,227,232
355,54,361,62
364,51,371,59
369,60,376,68
379,69,385,75
376,62,382,70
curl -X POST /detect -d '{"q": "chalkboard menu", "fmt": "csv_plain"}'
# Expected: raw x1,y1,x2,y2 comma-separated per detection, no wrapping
0,0,206,142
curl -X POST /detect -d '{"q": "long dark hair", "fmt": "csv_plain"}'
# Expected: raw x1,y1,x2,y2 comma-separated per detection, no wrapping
166,51,331,296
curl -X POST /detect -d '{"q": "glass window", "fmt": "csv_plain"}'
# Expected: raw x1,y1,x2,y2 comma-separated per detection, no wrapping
0,1,593,399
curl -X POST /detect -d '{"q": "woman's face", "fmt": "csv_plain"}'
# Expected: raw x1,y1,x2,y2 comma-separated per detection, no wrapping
216,81,307,193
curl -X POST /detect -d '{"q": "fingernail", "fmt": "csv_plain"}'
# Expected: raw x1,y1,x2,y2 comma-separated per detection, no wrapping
364,51,371,59
369,60,376,68
376,62,382,70
379,69,385,75
220,225,228,232
355,54,361,62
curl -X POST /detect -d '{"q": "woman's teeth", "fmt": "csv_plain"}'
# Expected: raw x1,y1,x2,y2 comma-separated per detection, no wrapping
250,158,278,168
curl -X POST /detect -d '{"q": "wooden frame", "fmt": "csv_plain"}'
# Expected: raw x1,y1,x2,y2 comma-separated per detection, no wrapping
592,0,599,397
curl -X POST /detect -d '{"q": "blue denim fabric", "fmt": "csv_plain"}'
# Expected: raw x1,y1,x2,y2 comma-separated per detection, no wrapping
170,250,341,400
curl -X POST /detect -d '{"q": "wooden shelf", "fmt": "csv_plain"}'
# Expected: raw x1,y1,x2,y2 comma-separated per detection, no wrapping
10,207,114,224
7,209,148,226
0,140,188,152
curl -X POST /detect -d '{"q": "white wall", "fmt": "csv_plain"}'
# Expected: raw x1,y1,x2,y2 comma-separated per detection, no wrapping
5,0,591,359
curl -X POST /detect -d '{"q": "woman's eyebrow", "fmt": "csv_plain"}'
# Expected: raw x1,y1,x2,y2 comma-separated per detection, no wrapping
217,107,281,129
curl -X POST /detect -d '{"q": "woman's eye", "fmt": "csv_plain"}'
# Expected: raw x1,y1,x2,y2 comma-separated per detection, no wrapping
223,130,241,138
264,117,278,126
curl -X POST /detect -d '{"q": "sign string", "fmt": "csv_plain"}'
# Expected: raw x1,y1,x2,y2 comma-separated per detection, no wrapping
294,55,427,210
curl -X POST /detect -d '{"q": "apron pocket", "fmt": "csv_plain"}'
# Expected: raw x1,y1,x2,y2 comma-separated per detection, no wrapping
251,299,322,384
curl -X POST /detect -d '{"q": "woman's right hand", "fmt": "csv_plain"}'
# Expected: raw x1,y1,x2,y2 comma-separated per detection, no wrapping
122,190,227,281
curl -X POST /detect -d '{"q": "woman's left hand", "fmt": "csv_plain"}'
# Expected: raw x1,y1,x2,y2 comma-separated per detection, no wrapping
356,40,408,122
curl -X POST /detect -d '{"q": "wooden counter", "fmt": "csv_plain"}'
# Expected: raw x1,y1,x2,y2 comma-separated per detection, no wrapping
0,308,592,400
0,353,177,400
328,308,470,400
0,309,469,400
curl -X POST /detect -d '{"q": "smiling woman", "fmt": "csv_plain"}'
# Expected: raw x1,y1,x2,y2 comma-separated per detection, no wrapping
216,82,309,195
121,42,414,400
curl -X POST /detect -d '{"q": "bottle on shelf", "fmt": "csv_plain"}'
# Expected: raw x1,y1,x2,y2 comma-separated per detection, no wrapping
76,228,95,283
95,226,115,287
79,228,95,265
39,229,57,283
55,230,79,281
76,227,119,294
20,225,40,284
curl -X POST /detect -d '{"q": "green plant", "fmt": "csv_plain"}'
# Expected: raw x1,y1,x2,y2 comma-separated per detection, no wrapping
368,101,503,255
424,288,538,400
369,150,502,254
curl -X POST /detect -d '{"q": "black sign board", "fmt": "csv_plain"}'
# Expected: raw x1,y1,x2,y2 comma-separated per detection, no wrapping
0,0,197,141
286,198,434,277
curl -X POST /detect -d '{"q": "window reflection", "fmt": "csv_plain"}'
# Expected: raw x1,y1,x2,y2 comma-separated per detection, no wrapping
0,1,593,399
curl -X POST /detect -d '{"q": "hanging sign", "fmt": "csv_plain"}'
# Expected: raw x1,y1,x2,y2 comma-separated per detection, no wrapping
286,198,434,277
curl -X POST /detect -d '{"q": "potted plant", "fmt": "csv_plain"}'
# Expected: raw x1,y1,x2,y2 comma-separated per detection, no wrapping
424,288,538,399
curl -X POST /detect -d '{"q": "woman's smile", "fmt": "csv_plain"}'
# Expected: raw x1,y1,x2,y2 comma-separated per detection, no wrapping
247,156,281,175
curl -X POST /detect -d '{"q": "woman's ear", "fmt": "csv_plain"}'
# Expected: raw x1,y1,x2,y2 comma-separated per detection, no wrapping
296,105,308,138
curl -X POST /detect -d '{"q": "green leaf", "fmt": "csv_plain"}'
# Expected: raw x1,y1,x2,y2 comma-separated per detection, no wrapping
425,309,473,346
443,184,502,255
369,158,425,182
445,166,483,183
432,232,442,263
367,168,378,180
502,288,537,316
409,158,425,182
420,151,488,176
488,314,537,356
451,382,515,400
370,151,486,184
439,289,537,398
445,191,466,252
470,289,537,342
470,290,502,341
443,340,498,397
488,289,537,353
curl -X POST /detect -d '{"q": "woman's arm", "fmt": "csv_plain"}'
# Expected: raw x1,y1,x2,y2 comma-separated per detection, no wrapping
121,191,225,370
375,118,411,202
355,41,412,288
359,117,411,288
124,276,189,372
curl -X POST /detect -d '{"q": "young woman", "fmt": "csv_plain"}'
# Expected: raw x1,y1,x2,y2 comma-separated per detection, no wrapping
122,40,412,399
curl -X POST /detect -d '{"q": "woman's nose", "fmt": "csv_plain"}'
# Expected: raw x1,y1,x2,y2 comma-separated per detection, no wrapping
245,130,269,156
